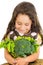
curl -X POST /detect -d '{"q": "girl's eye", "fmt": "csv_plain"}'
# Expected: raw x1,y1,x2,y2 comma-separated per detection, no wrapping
18,23,22,25
25,24,29,26
17,22,22,25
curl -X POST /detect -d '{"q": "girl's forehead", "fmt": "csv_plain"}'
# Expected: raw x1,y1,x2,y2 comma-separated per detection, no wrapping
16,13,32,23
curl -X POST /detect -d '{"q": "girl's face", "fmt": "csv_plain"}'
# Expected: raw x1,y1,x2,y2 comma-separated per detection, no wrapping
15,14,32,34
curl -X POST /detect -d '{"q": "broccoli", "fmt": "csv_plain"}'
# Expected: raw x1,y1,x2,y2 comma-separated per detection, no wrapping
0,36,39,58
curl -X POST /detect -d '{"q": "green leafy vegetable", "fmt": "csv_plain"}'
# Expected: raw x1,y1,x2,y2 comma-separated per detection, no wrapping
0,36,40,58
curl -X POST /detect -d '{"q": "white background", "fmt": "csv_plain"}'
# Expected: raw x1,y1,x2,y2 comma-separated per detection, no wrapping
0,0,43,64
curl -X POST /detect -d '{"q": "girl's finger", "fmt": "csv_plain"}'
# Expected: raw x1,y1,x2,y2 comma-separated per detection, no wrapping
16,64,19,65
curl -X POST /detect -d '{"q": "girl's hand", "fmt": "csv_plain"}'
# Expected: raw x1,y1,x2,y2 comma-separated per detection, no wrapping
12,59,17,65
16,57,29,65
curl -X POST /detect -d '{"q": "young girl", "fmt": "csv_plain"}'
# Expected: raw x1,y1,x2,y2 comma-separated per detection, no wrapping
2,1,43,65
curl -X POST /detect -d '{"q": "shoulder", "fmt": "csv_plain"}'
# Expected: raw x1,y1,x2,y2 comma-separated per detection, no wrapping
36,33,42,45
7,31,14,39
31,32,42,45
7,31,17,40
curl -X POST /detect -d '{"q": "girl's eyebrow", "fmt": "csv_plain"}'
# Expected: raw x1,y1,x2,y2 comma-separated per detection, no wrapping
16,20,31,24
17,21,30,25
17,21,29,23
17,21,22,24
17,21,21,23
16,21,23,24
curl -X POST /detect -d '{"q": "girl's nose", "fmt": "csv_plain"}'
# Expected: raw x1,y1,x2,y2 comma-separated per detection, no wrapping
21,25,25,30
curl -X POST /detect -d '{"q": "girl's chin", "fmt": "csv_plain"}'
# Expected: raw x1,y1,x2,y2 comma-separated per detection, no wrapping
19,30,28,34
19,32,24,34
18,31,25,34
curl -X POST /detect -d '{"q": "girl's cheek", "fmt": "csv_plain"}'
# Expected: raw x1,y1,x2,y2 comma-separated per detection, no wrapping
26,26,31,30
15,24,20,28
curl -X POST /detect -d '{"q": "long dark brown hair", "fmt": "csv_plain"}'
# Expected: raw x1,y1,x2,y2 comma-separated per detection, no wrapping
2,1,43,45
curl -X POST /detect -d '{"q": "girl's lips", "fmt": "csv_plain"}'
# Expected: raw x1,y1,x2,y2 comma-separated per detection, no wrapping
19,29,26,32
